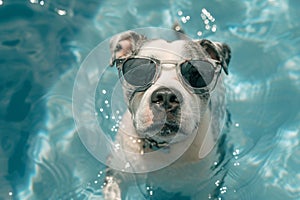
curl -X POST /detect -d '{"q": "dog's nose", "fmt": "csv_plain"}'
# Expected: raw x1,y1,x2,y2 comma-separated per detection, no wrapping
151,88,182,111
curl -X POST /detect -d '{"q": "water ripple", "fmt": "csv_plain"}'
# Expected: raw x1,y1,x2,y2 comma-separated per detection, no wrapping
261,121,300,199
228,0,290,45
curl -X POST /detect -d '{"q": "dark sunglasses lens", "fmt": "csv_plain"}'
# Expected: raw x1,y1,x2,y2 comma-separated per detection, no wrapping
122,58,156,87
180,61,215,88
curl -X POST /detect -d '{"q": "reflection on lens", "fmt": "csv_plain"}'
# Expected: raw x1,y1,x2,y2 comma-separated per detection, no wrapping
180,60,214,88
122,58,156,87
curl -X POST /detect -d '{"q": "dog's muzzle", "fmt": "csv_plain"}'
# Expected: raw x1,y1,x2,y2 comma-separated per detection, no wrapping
150,87,182,136
151,87,182,114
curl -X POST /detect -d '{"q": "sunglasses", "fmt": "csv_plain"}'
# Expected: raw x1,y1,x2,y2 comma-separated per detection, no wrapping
114,56,222,94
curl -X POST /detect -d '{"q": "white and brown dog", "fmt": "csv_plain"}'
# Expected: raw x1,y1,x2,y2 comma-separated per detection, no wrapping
103,30,231,200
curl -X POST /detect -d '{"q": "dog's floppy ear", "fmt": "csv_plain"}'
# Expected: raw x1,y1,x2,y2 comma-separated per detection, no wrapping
109,31,146,66
198,39,231,75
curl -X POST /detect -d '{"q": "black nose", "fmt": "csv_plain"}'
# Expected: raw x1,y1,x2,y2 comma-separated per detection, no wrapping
151,88,182,111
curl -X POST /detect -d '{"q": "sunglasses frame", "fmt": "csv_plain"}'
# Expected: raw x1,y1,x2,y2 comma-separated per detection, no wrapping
114,56,222,95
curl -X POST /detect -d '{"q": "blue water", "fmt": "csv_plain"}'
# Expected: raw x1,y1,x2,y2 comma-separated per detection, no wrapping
0,0,300,199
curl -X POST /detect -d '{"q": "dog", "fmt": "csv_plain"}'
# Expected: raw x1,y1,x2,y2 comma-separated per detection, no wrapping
103,29,231,200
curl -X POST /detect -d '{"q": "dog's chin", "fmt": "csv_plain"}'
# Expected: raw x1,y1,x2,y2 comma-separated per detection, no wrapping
139,122,185,145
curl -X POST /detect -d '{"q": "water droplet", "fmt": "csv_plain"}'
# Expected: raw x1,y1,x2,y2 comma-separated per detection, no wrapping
177,10,183,16
115,144,120,150
102,89,107,94
211,25,217,32
125,162,130,168
181,16,187,23
197,31,203,36
56,9,67,16
233,149,240,156
220,186,227,194
174,25,181,31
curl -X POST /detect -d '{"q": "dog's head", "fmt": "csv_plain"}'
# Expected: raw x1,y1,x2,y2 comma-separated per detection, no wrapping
109,31,231,148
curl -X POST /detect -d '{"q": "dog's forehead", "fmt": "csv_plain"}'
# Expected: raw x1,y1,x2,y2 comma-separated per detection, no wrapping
138,39,196,60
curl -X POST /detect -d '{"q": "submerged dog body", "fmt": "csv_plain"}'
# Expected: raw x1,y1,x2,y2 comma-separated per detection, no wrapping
104,30,231,199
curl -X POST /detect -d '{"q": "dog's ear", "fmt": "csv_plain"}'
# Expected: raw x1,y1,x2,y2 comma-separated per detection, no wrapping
198,39,231,75
109,31,146,66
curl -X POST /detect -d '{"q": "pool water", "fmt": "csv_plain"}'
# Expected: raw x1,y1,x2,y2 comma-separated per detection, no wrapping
0,0,300,199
